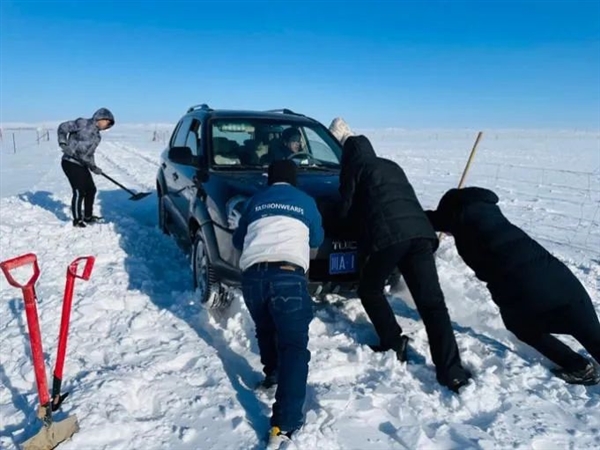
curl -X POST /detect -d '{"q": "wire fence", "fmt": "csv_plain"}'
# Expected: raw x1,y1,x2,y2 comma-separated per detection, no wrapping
407,156,600,257
3,127,599,257
0,127,171,154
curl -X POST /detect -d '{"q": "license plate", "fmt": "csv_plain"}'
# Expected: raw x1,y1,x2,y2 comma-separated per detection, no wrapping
329,252,357,275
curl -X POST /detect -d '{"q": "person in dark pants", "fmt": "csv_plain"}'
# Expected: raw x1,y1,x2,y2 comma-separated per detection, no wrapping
57,108,115,227
339,135,471,393
426,186,600,385
232,160,324,447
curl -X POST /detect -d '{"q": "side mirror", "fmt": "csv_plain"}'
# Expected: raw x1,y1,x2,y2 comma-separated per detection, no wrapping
169,146,194,165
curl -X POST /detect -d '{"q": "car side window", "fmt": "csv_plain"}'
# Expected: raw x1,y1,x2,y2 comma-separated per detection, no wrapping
185,119,202,157
304,128,339,164
172,116,193,148
169,121,183,148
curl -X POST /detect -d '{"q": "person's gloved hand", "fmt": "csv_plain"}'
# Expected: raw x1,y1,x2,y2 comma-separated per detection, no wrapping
228,209,241,229
59,143,73,155
90,166,103,175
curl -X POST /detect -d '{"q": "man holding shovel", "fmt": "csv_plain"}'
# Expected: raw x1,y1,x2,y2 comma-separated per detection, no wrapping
57,107,115,227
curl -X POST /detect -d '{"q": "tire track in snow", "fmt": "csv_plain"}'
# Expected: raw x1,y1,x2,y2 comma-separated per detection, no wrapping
1,173,264,449
88,140,277,447
95,142,157,192
110,141,162,168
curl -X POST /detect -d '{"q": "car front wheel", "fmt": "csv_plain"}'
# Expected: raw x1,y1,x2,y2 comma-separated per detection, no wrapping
192,232,225,309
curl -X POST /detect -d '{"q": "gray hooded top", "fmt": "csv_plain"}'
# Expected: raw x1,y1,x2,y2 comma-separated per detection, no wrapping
57,108,115,169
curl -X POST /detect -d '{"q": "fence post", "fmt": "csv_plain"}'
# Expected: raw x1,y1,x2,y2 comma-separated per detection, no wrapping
12,133,16,153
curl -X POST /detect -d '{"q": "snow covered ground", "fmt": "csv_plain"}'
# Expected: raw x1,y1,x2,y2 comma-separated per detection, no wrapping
0,124,599,449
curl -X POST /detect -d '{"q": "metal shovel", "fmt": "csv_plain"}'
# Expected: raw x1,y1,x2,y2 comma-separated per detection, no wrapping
100,172,152,201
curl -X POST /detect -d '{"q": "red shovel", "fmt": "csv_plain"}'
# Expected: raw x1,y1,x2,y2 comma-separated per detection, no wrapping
51,256,95,412
0,253,95,450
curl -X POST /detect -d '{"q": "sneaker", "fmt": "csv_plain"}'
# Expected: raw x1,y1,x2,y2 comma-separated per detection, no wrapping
83,215,103,224
266,426,293,449
72,220,87,228
552,362,600,386
368,335,410,362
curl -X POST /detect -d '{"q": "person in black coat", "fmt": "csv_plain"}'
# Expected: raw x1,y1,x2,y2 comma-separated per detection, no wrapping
339,135,471,392
426,186,600,385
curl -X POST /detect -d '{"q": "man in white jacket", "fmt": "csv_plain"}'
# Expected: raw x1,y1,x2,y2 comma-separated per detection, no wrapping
233,160,324,448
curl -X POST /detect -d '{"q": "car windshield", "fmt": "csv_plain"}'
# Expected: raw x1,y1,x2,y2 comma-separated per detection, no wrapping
209,118,341,169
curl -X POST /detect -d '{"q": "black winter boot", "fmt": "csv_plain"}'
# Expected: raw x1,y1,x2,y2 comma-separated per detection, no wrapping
369,335,410,362
552,362,600,385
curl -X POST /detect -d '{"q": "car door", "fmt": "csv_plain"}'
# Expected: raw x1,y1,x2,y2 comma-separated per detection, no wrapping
176,118,203,218
165,116,194,228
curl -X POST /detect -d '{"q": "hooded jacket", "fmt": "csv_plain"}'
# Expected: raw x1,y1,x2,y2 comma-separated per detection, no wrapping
426,187,581,313
57,108,115,170
339,135,438,253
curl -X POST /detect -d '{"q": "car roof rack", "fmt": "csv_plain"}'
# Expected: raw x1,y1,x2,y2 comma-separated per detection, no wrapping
187,103,213,113
265,108,299,115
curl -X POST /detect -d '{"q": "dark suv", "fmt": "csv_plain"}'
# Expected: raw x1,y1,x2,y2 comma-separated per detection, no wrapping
156,104,359,308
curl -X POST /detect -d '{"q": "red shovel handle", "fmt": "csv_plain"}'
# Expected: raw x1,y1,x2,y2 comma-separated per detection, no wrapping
0,253,50,407
0,253,40,288
52,255,95,407
68,256,95,280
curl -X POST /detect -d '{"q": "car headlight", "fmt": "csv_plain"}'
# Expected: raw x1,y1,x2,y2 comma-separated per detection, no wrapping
226,195,249,230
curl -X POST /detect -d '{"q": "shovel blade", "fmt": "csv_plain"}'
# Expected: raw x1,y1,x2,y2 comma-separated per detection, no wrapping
23,415,79,450
129,192,151,201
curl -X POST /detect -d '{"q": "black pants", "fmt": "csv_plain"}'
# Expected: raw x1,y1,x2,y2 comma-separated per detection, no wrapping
358,238,465,383
61,159,96,221
501,297,600,371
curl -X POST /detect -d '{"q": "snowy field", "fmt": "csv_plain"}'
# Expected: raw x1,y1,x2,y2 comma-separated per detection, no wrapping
0,123,599,449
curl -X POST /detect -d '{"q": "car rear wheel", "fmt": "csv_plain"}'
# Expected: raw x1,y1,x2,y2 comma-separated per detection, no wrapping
192,232,225,309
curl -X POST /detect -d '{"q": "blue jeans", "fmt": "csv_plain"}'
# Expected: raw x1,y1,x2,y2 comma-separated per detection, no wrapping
241,263,314,432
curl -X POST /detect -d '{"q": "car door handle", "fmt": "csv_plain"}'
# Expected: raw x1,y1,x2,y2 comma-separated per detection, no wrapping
172,173,179,181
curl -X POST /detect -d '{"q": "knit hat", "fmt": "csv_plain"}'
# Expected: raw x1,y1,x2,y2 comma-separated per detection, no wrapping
268,159,298,186
329,117,353,144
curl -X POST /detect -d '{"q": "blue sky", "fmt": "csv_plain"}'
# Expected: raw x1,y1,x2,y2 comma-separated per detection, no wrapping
1,0,599,128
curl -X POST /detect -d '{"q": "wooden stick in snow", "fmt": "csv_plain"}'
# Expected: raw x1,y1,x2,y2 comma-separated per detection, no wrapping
438,131,484,241
457,131,484,189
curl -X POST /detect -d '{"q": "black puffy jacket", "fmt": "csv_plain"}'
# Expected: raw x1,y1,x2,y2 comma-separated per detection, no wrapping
426,187,585,314
338,135,437,253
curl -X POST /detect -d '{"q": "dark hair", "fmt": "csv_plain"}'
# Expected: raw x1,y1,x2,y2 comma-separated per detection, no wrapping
268,159,298,186
282,127,301,143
